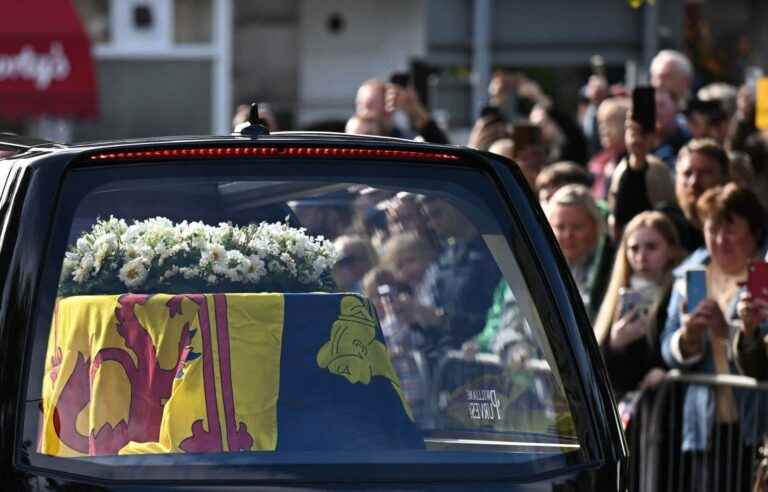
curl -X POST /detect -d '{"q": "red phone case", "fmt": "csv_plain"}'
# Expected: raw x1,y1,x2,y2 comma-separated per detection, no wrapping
747,261,768,302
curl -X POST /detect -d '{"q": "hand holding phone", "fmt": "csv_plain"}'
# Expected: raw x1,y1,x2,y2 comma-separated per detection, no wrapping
618,288,645,319
747,261,768,302
738,264,768,336
479,104,505,122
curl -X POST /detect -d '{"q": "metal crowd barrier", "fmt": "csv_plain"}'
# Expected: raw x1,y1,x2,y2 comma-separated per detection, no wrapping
626,370,768,492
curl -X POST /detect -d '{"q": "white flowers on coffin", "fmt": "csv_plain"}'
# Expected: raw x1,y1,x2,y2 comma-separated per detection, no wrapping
118,258,148,288
59,216,339,294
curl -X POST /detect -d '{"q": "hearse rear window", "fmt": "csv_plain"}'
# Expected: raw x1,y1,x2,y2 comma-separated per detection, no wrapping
22,159,584,480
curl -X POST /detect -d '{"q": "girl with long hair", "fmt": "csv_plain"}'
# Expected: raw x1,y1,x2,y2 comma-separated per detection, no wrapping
594,210,683,395
594,210,684,492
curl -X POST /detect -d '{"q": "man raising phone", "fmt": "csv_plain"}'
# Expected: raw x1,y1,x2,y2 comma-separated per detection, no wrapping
607,86,675,241
352,76,449,144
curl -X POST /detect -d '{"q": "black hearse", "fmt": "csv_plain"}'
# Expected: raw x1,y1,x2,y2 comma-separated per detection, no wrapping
0,122,627,491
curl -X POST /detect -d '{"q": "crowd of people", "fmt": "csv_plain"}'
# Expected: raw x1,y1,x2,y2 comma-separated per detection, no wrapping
237,48,768,490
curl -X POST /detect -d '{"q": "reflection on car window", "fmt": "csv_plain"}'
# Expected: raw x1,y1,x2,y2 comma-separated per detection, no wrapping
31,162,580,470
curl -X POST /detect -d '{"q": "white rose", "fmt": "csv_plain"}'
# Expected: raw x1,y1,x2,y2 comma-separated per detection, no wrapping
76,237,90,251
72,267,88,283
80,253,95,271
154,242,168,256
118,259,148,289
138,245,154,261
210,244,226,263
225,268,241,282
246,255,266,282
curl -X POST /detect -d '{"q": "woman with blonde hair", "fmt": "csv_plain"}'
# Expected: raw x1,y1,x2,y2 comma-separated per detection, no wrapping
594,210,683,395
545,183,613,319
594,210,684,492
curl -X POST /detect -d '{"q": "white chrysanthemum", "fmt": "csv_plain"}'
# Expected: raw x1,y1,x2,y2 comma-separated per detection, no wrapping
154,241,168,256
200,244,227,270
210,244,227,263
62,252,79,272
245,255,266,282
76,237,93,254
226,249,247,264
224,268,241,282
118,259,148,288
124,223,146,244
231,229,247,246
80,253,95,271
72,267,89,283
93,232,118,251
280,252,297,275
138,245,154,261
61,216,338,295
293,237,309,258
226,250,250,278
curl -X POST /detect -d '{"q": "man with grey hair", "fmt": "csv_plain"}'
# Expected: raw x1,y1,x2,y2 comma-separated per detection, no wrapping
650,49,694,107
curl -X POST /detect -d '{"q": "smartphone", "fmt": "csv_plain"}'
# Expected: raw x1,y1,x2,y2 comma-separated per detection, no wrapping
685,268,707,312
479,104,505,122
618,288,648,318
748,261,768,302
632,86,656,133
389,71,411,88
618,288,643,318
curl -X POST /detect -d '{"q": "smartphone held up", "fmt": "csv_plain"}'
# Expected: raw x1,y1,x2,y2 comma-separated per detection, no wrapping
631,86,656,134
685,268,707,313
747,260,768,302
389,71,411,88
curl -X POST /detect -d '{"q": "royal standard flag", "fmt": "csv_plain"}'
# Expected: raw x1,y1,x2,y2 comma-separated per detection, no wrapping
40,293,422,457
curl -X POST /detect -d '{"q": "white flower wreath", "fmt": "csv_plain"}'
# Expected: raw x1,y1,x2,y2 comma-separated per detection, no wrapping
59,216,339,296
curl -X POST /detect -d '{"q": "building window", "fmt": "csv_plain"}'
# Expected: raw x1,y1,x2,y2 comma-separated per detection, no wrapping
174,0,213,44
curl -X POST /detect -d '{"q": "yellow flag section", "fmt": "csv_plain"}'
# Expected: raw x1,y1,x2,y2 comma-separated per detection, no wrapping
40,293,284,456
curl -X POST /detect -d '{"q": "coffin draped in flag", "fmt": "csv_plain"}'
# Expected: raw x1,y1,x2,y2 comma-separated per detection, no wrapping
40,293,421,457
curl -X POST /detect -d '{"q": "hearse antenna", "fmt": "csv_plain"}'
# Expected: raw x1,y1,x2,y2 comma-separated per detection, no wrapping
233,103,270,137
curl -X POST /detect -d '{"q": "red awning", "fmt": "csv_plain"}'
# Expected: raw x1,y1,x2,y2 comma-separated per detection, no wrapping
0,1,99,120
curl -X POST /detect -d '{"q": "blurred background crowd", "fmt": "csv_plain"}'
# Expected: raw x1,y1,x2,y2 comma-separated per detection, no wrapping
252,47,768,491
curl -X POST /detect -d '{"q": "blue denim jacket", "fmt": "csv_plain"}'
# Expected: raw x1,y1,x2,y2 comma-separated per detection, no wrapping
661,247,768,451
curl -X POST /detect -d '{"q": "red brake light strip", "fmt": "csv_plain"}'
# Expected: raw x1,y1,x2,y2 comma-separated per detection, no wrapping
88,146,460,162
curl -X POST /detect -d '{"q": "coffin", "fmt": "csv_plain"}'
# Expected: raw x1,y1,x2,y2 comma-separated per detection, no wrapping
40,293,421,457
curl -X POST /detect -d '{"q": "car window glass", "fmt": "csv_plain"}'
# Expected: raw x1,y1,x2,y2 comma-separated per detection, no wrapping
24,160,584,479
